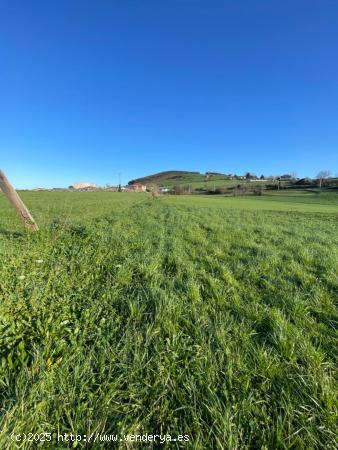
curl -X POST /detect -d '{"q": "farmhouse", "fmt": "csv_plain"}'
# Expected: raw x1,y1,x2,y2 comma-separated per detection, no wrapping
128,183,147,192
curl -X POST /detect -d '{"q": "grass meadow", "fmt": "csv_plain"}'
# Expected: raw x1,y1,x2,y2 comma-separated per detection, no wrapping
0,191,337,449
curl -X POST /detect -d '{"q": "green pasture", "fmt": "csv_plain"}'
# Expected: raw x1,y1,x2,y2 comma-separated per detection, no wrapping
163,190,338,213
0,190,337,449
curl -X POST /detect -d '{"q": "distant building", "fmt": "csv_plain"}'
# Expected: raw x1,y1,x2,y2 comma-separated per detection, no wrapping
128,183,147,192
105,186,119,192
72,182,97,190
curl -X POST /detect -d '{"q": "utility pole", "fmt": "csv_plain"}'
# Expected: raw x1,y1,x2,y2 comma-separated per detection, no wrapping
0,170,39,231
118,172,122,192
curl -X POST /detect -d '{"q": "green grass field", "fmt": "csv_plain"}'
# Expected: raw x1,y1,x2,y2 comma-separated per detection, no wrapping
163,190,338,214
0,191,337,449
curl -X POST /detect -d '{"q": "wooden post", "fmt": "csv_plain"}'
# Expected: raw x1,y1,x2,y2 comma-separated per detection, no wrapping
0,170,39,231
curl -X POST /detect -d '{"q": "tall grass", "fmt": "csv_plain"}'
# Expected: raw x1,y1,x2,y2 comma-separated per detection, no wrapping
0,193,337,448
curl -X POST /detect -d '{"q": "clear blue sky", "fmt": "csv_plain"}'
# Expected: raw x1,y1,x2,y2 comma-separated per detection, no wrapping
1,0,337,188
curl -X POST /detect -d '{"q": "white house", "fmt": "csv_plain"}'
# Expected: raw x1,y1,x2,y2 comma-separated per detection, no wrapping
72,182,97,190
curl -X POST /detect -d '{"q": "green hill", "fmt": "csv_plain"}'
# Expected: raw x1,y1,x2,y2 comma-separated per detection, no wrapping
128,170,201,185
128,170,234,188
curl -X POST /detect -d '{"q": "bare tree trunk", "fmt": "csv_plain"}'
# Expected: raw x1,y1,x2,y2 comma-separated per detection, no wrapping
0,170,39,231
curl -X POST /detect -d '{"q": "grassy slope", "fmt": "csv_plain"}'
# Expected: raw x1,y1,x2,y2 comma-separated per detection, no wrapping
129,171,204,186
0,192,337,449
128,171,247,189
128,171,288,189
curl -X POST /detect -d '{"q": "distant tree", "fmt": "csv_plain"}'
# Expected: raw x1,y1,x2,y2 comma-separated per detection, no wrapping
215,187,228,195
245,172,257,179
260,174,265,180
173,185,184,195
316,170,331,188
151,189,159,199
253,187,263,196
146,183,157,192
